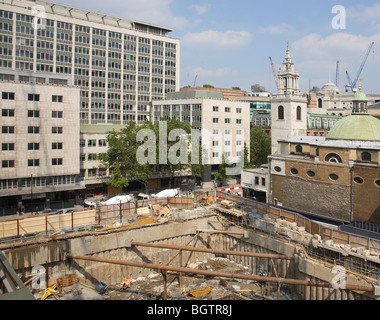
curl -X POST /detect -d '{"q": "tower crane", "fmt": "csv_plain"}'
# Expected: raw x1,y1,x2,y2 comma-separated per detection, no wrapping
335,60,339,87
345,42,374,92
193,74,198,88
269,57,278,90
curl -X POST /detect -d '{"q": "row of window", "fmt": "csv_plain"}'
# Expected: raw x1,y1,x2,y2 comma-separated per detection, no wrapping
213,118,243,124
1,126,63,134
287,166,380,187
212,151,243,158
0,175,77,190
2,109,63,118
277,105,302,121
1,92,63,102
2,158,63,168
2,142,63,151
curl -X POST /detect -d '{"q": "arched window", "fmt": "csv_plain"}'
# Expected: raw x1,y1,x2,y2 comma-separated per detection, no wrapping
278,106,284,120
325,153,343,163
296,106,302,121
361,152,371,162
295,145,303,154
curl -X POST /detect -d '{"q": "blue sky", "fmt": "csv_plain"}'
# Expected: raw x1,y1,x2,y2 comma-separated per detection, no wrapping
58,0,380,93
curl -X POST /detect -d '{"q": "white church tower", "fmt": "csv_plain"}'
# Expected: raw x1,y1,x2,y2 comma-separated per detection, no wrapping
271,41,308,154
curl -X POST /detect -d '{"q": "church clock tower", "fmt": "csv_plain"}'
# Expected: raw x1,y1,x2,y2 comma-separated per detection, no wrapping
271,41,308,154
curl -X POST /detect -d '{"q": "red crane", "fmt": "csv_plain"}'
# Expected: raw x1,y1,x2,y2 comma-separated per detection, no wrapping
269,57,278,90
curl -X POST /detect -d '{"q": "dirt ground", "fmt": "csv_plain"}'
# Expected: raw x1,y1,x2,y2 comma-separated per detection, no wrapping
36,257,295,301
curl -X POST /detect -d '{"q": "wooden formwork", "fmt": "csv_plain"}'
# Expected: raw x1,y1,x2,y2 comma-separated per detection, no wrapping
0,209,96,238
216,191,380,253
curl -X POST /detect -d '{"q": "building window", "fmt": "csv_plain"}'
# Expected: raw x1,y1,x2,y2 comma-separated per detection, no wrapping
2,160,14,168
274,166,281,172
225,107,230,113
236,108,242,113
2,126,14,133
329,173,339,181
318,99,322,108
225,118,230,124
52,158,63,165
236,119,242,124
28,143,39,150
52,142,63,149
354,177,364,184
52,111,63,118
28,126,39,134
98,139,107,147
2,143,15,151
307,170,315,177
212,152,219,158
255,177,259,185
262,178,266,186
2,92,15,100
28,93,40,101
296,106,302,121
2,109,14,116
224,129,231,135
28,110,40,117
278,106,284,120
325,153,342,163
213,106,219,112
375,180,380,187
361,152,371,162
295,145,303,154
291,168,298,175
28,159,40,167
52,127,63,134
88,140,96,147
212,118,219,123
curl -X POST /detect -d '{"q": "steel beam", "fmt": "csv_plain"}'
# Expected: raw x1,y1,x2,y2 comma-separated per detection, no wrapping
131,241,292,260
66,254,374,292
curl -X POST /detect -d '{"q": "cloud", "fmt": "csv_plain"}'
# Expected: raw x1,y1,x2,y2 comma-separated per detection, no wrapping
182,30,252,48
59,0,190,29
291,32,380,89
258,23,294,35
347,3,380,22
189,4,211,15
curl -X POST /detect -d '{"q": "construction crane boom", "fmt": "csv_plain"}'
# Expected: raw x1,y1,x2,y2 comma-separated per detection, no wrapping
345,42,374,92
335,61,339,87
269,57,278,90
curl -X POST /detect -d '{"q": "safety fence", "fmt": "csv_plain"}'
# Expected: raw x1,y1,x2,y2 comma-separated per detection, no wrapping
97,191,217,224
0,209,96,239
216,191,380,254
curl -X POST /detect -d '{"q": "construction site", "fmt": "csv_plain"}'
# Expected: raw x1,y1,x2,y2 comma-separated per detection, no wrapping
0,190,380,301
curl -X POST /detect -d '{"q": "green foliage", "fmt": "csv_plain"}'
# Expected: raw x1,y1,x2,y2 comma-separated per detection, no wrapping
232,87,241,90
250,126,271,167
203,84,214,88
215,154,233,182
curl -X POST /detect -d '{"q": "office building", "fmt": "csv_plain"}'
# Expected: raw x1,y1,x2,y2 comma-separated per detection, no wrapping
0,0,180,125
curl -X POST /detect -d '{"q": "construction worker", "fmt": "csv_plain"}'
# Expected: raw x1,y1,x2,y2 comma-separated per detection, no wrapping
182,285,186,297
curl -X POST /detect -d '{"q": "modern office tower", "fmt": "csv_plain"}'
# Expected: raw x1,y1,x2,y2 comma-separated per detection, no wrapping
0,0,180,125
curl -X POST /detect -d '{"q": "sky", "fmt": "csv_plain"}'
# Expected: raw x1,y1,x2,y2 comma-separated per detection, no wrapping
57,0,380,94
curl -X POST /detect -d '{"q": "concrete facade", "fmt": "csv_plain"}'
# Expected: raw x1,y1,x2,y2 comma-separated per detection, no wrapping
0,80,83,212
0,0,180,125
152,95,250,168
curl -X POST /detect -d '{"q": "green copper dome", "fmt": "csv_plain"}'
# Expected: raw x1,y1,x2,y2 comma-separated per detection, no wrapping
326,114,380,141
353,90,367,102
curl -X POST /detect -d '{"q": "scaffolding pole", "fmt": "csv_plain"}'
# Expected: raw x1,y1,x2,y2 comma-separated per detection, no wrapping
66,254,374,292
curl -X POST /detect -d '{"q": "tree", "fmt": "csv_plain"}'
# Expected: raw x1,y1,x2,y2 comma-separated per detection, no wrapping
215,154,234,186
232,86,241,90
97,121,156,194
250,126,271,167
203,84,214,88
